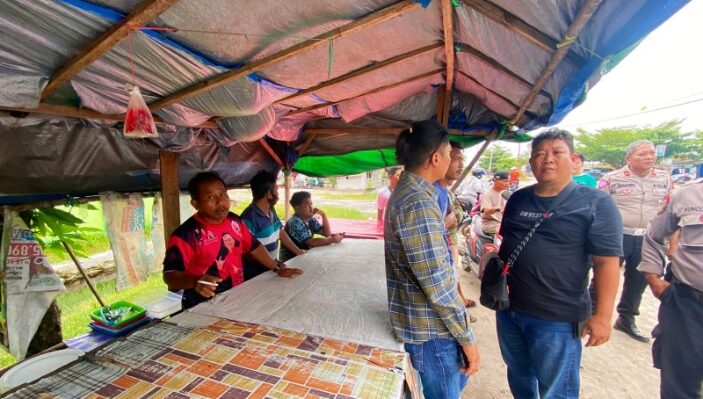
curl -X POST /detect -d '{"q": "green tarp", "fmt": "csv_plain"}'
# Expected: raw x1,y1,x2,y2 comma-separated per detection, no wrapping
293,135,490,176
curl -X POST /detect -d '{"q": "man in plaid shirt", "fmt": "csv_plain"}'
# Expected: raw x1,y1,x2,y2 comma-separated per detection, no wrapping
385,120,479,398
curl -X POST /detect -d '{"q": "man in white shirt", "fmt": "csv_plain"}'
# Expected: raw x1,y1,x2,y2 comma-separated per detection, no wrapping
480,171,509,235
376,166,403,220
456,169,485,208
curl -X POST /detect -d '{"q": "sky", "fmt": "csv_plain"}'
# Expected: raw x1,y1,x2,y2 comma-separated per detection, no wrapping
466,0,703,160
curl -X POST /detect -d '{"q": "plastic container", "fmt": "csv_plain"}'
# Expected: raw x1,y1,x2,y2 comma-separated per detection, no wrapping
89,300,146,327
0,348,84,393
142,291,182,319
89,317,151,337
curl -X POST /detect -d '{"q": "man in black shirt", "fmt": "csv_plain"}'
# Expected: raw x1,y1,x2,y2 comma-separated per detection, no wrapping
496,129,622,398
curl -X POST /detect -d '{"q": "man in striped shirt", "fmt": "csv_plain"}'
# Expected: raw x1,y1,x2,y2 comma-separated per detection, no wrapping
241,171,305,280
385,121,479,398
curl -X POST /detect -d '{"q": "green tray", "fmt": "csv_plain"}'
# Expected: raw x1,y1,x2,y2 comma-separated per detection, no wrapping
89,300,146,327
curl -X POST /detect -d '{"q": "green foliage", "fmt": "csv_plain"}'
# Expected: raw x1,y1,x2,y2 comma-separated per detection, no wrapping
0,274,168,368
20,207,101,259
576,120,702,167
479,144,518,172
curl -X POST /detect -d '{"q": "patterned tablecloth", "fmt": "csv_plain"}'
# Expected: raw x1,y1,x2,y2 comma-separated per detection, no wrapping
4,317,407,399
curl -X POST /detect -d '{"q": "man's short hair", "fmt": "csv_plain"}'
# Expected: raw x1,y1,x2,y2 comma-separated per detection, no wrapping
625,140,655,157
450,141,463,150
386,166,402,177
531,128,575,155
188,172,226,200
249,170,277,200
575,153,586,162
290,191,311,207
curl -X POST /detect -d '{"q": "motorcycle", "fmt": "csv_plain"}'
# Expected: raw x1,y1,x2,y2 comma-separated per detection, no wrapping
462,190,511,273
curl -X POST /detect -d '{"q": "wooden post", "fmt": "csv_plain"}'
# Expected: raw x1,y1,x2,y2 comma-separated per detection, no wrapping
159,151,180,238
451,130,496,192
284,169,291,220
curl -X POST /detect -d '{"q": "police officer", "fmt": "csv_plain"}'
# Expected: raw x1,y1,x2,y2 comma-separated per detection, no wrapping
638,179,703,398
598,140,672,342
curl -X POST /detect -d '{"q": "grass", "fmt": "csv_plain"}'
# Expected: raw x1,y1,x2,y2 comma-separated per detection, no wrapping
315,191,377,201
0,274,168,368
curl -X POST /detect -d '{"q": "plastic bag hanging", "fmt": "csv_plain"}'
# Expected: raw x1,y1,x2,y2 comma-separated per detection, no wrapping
124,86,158,138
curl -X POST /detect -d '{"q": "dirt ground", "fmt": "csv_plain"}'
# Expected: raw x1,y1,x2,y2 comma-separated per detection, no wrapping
456,259,661,399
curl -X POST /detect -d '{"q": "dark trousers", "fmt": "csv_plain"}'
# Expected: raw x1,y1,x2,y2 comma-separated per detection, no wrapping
616,234,647,322
589,234,647,321
652,282,703,399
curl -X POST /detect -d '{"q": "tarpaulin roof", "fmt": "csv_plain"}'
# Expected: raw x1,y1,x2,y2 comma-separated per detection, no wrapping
0,0,690,204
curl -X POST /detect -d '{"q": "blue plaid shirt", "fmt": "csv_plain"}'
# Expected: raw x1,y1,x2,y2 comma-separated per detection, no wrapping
384,172,475,345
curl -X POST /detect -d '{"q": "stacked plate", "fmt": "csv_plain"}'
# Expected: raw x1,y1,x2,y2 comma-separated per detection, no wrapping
89,300,149,337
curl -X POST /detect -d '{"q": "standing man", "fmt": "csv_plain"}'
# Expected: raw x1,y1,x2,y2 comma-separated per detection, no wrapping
376,166,403,221
572,153,597,188
241,170,306,280
497,129,622,398
436,142,478,314
163,172,303,310
638,179,703,399
386,120,479,398
599,140,672,342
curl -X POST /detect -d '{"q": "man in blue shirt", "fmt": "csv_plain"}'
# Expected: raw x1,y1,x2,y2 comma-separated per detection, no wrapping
497,129,622,398
241,171,305,280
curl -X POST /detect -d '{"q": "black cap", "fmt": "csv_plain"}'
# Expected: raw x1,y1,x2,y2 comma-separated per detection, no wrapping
493,171,509,180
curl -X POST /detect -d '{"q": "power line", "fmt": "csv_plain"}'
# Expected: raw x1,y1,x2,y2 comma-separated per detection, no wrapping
561,97,703,128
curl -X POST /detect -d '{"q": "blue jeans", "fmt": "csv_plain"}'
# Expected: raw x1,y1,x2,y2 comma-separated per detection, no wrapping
497,310,581,399
404,338,468,399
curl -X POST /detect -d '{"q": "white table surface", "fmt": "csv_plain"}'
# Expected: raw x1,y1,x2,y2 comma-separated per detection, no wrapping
187,239,402,351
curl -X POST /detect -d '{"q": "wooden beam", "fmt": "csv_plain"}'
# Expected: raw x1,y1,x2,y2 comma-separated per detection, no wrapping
460,0,587,66
458,70,520,110
297,133,318,156
0,104,218,129
159,151,180,238
436,85,446,124
276,42,442,106
451,129,496,192
259,139,285,168
289,68,443,116
441,0,456,93
149,1,421,111
456,42,552,104
510,0,603,124
41,0,178,100
304,128,405,135
284,170,291,220
439,86,452,126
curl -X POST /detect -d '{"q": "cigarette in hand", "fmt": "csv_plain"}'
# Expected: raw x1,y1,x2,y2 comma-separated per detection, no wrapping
197,280,218,287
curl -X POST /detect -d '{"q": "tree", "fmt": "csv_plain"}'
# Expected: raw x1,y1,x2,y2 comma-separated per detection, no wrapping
478,144,517,172
576,120,701,167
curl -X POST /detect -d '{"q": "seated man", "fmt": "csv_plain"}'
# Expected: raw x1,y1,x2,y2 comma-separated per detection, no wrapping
241,170,306,280
163,172,303,310
280,191,343,261
480,171,509,235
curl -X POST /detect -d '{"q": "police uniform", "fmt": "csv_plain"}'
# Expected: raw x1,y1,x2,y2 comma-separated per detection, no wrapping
638,179,703,398
598,166,672,340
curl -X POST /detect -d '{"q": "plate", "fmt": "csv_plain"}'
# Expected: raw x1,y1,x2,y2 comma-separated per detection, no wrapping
0,348,84,392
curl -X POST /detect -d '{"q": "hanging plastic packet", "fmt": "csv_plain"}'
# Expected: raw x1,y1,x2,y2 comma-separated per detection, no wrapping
124,86,158,138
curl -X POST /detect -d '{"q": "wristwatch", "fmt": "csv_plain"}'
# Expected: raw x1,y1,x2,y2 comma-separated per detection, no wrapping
274,259,284,272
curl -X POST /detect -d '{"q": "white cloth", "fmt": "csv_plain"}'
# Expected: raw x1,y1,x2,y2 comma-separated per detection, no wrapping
189,239,402,351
